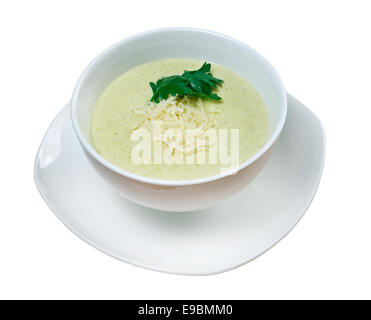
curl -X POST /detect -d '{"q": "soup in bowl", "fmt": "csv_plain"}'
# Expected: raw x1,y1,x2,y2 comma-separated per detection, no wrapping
71,28,287,212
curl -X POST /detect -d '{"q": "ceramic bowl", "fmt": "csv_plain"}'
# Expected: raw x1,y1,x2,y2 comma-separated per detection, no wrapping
70,28,287,211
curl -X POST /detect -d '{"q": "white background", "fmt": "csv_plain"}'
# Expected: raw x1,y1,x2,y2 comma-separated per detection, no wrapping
1,0,370,300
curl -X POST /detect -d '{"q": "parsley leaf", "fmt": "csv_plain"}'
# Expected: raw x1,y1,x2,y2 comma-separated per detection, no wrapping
150,62,223,103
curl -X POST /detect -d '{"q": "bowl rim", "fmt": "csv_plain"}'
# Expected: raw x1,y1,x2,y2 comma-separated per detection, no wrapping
70,27,287,186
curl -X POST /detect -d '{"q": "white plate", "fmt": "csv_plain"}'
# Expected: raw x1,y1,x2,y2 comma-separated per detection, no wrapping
34,94,325,275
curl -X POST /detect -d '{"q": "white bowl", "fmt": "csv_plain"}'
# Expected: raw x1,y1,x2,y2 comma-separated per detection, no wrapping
70,28,287,212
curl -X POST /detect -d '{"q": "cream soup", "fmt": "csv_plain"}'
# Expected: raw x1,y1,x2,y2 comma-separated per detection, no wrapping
91,58,268,180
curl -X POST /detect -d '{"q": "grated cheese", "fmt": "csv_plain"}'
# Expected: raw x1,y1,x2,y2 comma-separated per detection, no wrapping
131,96,224,156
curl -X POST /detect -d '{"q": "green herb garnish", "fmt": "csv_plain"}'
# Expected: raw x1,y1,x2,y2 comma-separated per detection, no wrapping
149,62,223,103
